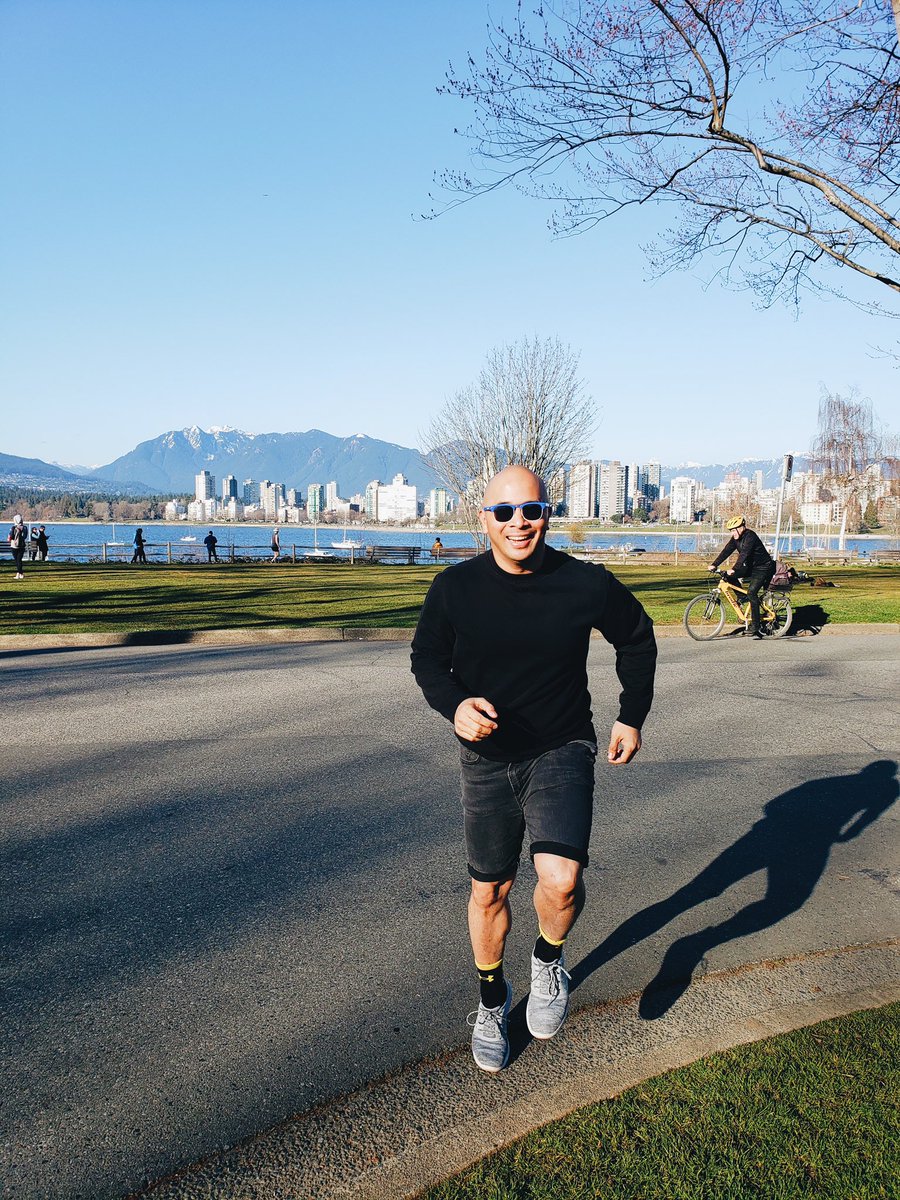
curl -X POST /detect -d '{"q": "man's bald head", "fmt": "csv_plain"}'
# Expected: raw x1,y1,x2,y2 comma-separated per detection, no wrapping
479,465,550,575
482,465,547,507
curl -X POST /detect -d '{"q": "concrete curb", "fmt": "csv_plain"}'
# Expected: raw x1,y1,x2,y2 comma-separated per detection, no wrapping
136,940,899,1200
1,622,897,653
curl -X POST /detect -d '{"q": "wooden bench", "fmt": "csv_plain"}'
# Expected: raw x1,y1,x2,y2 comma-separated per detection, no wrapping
364,544,422,564
872,549,900,563
431,547,480,562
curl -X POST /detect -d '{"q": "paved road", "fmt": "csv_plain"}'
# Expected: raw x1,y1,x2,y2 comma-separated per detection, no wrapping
1,633,898,1199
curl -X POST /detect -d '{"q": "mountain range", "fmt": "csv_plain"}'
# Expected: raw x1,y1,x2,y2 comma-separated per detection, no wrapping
89,426,441,496
0,426,811,497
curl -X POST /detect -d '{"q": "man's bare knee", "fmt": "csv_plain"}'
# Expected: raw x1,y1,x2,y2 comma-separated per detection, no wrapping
470,877,514,914
534,855,583,904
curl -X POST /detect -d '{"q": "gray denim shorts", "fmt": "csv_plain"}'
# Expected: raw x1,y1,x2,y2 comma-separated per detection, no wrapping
459,739,598,882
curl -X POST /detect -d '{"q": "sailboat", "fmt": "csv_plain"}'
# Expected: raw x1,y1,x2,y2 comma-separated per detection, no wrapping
331,522,363,550
107,521,124,547
306,518,335,559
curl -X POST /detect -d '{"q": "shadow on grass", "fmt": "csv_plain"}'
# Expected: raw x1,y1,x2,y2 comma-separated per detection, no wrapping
571,760,898,1019
788,603,831,635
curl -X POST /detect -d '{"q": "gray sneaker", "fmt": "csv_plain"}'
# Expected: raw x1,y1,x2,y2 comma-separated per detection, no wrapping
526,951,571,1039
468,982,512,1073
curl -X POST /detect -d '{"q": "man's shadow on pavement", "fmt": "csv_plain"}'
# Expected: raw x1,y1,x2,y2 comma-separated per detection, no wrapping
571,759,898,1021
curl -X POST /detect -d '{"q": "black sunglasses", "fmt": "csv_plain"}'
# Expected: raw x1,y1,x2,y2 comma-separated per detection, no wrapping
482,501,551,522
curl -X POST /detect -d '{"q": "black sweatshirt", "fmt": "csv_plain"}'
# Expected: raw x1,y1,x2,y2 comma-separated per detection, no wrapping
711,528,774,576
410,547,657,762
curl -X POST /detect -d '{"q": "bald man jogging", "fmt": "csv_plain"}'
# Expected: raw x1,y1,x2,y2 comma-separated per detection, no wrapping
411,466,657,1072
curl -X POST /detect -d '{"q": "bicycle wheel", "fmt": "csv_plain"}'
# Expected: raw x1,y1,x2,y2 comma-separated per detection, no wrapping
683,593,726,640
762,591,792,637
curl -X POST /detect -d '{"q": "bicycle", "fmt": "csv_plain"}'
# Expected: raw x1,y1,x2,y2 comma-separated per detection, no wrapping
683,572,793,641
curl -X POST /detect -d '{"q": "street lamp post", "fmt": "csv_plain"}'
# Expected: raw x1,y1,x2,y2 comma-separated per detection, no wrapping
772,454,794,560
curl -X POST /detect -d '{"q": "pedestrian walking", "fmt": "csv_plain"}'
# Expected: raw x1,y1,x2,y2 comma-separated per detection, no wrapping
203,530,219,562
8,515,27,579
271,527,280,563
411,465,657,1073
131,528,148,565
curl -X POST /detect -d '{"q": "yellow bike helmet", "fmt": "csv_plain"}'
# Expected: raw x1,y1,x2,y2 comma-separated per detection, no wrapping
726,515,745,530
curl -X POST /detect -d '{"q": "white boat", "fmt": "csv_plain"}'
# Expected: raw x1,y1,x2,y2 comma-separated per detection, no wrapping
307,521,336,559
331,523,363,550
107,521,124,547
179,536,197,542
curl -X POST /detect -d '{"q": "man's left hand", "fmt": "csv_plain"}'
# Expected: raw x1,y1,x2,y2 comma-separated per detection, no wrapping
607,721,641,764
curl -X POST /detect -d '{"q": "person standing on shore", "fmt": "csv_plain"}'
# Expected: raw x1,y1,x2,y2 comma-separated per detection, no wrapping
271,527,280,563
204,530,219,563
36,526,49,561
411,465,657,1072
8,515,27,579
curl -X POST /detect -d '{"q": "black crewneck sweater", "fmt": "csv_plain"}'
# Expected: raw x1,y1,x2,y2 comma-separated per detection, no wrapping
410,547,657,762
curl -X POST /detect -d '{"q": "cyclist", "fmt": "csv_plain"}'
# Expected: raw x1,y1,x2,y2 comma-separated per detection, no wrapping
707,516,775,640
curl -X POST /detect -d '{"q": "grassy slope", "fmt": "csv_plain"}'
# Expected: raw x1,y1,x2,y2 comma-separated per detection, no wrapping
0,562,897,634
421,1002,900,1200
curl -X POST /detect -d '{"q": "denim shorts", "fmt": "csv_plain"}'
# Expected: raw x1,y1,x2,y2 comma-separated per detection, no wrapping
459,739,598,882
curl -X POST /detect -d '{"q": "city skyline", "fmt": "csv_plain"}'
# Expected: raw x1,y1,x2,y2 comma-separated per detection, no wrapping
2,1,898,471
171,453,894,534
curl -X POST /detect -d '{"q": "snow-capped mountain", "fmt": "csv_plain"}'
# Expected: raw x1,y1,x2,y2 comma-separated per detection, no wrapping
89,427,441,496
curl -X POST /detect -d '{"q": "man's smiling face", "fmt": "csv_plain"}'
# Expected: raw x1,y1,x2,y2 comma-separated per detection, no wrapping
478,466,549,575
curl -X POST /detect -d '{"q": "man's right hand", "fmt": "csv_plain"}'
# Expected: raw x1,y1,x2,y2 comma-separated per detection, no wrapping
454,697,498,742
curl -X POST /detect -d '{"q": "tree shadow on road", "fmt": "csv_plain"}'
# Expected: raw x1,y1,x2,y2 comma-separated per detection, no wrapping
571,759,898,1019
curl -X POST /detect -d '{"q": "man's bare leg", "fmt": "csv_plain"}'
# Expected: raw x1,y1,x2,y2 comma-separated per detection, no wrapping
468,877,515,966
528,853,583,1039
468,877,515,1072
533,853,584,941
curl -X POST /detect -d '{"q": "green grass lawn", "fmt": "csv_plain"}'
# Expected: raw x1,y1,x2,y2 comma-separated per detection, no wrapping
420,1002,899,1200
0,562,897,635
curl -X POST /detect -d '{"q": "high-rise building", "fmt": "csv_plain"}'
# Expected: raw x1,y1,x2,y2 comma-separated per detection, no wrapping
567,461,597,519
670,476,699,522
195,470,215,502
645,462,661,502
222,474,238,502
325,481,340,511
626,462,641,513
598,462,628,520
307,483,325,519
260,481,284,520
428,487,449,518
365,480,381,520
242,479,260,507
376,473,417,522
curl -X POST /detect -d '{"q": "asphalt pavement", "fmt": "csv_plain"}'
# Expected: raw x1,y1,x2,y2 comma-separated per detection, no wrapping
1,631,898,1199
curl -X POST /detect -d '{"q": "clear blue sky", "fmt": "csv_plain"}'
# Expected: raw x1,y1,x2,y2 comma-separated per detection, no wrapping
1,0,896,470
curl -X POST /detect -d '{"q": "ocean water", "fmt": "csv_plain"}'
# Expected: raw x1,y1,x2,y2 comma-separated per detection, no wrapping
10,522,896,563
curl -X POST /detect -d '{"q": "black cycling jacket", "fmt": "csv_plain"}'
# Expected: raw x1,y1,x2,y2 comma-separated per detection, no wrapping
712,528,774,576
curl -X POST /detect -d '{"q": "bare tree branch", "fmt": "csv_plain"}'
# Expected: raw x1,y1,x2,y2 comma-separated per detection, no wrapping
435,0,900,309
421,336,596,538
